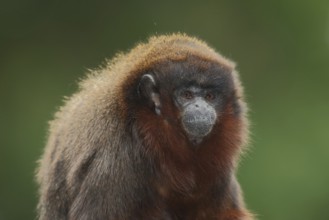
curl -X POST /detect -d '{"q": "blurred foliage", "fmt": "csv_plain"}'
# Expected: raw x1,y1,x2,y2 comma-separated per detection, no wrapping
1,0,329,219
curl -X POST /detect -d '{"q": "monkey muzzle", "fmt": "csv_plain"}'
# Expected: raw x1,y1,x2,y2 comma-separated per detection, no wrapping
181,99,217,145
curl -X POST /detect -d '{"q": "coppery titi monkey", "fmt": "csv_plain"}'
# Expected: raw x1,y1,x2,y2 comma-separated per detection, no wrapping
36,33,253,220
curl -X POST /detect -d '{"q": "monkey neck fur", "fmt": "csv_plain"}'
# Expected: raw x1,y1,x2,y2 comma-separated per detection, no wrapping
134,106,243,196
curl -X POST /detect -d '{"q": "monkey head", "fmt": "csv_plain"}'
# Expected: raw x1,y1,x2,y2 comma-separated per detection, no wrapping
135,54,243,147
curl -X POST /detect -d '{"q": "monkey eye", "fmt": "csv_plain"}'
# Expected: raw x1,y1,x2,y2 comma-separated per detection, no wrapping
205,92,216,101
181,90,194,100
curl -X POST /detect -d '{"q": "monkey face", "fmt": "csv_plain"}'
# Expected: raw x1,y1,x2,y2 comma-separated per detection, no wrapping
174,86,218,144
137,56,237,145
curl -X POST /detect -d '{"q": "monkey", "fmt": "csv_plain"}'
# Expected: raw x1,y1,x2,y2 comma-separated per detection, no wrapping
36,33,253,220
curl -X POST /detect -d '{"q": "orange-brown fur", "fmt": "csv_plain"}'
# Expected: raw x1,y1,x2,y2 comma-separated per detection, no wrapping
36,33,253,220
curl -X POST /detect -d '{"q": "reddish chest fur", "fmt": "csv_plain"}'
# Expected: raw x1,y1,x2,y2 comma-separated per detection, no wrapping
136,101,242,205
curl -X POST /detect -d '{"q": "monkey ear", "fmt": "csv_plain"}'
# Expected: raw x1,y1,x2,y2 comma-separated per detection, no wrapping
138,74,161,115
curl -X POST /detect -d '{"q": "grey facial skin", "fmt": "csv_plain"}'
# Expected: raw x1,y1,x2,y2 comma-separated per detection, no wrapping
181,98,217,144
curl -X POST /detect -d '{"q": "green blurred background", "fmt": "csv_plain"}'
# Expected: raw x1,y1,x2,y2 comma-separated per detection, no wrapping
1,0,329,219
